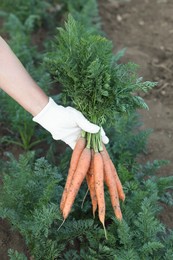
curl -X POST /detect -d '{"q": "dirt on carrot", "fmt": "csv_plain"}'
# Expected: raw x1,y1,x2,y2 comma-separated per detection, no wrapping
93,152,106,227
60,137,86,211
62,147,91,220
101,149,122,221
60,131,125,239
86,150,98,218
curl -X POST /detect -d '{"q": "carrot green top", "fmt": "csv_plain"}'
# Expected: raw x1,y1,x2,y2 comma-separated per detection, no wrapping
45,15,156,128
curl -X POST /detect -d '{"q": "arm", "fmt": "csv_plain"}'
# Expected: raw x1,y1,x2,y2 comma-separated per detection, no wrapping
0,36,108,149
0,36,48,116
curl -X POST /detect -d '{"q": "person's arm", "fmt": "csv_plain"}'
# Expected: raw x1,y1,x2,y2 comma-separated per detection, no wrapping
0,36,48,116
0,36,109,149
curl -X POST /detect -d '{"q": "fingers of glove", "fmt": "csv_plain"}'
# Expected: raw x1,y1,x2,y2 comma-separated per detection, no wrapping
67,107,100,134
101,127,109,144
52,127,80,141
65,128,109,149
78,118,100,134
61,128,81,150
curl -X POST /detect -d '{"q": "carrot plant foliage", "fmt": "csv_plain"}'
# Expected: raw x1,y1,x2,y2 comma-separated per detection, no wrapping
45,15,157,127
0,120,173,259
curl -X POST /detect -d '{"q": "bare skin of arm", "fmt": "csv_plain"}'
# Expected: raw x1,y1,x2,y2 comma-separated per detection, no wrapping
0,36,49,116
0,37,109,149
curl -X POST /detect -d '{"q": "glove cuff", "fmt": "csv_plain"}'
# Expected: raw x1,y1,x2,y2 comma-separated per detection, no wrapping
33,97,63,134
33,97,54,122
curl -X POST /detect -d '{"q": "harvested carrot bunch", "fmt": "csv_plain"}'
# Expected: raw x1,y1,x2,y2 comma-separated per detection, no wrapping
60,132,125,238
45,15,156,236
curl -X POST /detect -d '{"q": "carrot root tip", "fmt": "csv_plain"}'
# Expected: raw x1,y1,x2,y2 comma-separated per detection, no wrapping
57,219,66,232
102,223,108,240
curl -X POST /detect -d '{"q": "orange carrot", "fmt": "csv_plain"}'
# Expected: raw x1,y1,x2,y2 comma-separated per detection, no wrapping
102,144,125,201
60,137,86,211
109,159,125,201
93,152,107,238
63,147,91,220
101,149,122,221
86,150,97,218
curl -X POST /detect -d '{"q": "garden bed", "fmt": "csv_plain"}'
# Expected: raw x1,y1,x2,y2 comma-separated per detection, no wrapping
0,0,173,258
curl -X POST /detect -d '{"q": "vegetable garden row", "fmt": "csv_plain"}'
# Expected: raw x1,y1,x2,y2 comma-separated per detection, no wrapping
0,1,173,259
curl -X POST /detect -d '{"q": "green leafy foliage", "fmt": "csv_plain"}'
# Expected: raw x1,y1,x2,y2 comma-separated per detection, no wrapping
61,0,101,33
0,13,52,150
0,114,173,259
8,249,27,260
0,0,52,28
0,152,64,259
45,15,157,127
105,113,151,166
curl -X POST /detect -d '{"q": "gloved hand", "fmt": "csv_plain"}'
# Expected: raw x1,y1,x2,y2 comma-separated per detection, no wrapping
33,97,109,149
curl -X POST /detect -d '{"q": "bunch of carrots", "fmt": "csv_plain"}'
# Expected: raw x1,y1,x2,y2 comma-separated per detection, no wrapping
46,15,154,237
60,131,125,238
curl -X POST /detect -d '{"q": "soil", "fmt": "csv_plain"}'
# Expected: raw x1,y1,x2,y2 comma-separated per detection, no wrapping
0,220,30,260
0,0,173,258
99,0,173,228
99,0,173,174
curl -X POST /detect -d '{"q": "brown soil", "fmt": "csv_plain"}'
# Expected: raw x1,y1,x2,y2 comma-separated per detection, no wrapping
99,0,173,227
0,220,30,260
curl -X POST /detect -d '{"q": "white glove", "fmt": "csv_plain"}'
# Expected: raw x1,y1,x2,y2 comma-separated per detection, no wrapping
33,97,109,149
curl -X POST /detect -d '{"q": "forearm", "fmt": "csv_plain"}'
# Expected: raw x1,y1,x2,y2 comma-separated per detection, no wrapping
0,36,48,116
